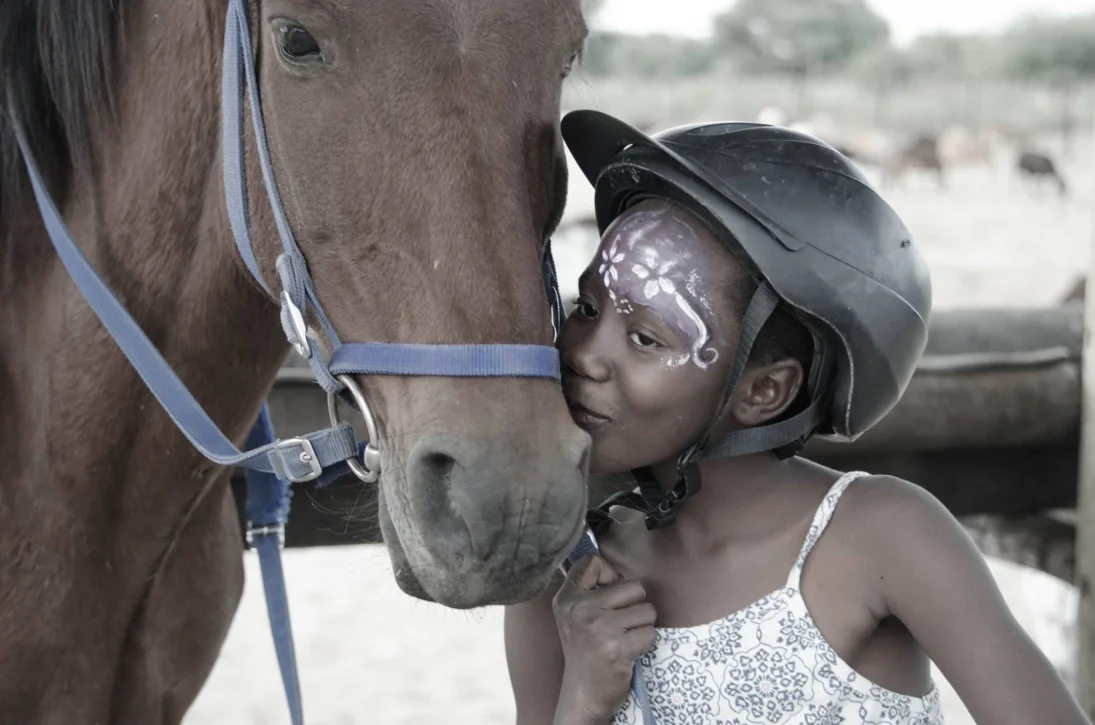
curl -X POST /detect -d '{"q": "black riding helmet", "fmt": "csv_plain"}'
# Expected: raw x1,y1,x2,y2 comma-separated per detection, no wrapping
561,110,932,529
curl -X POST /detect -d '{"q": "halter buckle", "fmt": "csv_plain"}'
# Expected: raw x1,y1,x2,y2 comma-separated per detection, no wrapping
273,437,323,483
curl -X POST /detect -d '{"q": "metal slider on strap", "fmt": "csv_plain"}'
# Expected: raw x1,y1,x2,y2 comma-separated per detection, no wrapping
281,291,311,359
246,522,286,549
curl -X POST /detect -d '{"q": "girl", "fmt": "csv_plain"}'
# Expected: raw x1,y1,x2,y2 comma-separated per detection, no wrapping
504,110,1090,725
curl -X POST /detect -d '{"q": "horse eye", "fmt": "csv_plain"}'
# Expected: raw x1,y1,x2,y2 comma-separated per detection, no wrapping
562,50,580,78
278,24,321,61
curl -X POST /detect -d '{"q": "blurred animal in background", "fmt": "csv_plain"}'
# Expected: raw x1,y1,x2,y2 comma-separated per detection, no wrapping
882,134,946,190
1016,150,1068,199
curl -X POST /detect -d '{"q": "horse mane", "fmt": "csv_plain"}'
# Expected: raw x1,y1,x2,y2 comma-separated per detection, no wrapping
0,0,123,217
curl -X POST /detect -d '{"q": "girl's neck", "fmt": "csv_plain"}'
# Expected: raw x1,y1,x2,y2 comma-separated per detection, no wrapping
645,453,810,554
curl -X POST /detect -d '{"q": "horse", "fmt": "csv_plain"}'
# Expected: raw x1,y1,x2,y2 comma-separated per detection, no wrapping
881,134,946,190
0,0,591,721
1016,150,1068,198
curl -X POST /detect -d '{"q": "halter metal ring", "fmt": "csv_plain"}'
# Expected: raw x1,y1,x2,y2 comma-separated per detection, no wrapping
327,373,381,483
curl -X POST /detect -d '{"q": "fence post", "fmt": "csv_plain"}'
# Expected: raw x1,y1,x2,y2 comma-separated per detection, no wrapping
1075,109,1095,715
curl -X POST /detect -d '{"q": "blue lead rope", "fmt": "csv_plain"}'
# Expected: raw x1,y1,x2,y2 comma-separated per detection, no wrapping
564,531,657,725
244,405,303,725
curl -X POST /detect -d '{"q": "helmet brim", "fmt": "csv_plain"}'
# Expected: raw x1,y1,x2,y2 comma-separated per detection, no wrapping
563,110,661,190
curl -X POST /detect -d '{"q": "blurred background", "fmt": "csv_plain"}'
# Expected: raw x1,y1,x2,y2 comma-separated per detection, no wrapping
187,1,1093,722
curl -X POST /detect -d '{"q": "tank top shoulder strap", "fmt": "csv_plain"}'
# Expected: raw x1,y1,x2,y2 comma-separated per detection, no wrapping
785,471,871,590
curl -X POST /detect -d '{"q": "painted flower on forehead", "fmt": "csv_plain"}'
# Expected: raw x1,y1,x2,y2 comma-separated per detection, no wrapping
599,239,635,312
595,208,720,369
600,240,625,287
632,258,677,300
629,248,719,370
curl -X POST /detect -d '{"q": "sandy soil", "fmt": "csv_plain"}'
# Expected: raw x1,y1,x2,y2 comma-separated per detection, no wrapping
185,548,1077,725
187,159,1092,724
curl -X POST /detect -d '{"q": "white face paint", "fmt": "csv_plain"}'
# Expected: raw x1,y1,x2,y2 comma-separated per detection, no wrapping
594,206,720,370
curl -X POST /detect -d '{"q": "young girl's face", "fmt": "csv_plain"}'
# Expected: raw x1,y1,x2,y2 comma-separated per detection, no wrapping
558,199,743,475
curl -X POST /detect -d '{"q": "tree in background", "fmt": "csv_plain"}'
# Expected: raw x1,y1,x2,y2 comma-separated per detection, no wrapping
1002,14,1095,151
848,44,915,127
714,0,890,115
579,33,717,79
569,0,1095,142
1005,14,1095,80
902,32,1004,127
576,0,717,79
898,32,1002,82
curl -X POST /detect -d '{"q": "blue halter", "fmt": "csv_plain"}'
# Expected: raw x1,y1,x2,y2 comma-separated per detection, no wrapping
10,0,564,721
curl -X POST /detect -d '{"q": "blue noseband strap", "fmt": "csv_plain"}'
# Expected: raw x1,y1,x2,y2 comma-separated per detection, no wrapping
328,343,561,379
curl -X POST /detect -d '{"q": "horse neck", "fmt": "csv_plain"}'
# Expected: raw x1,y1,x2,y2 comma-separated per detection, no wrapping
1,0,286,493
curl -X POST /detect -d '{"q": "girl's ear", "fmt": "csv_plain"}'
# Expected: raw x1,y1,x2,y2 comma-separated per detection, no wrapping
731,359,805,427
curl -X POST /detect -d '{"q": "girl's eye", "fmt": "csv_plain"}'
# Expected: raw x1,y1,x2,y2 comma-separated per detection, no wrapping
628,330,659,349
571,297,599,319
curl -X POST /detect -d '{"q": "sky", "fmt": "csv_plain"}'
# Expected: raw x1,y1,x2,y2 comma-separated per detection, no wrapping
594,0,1095,45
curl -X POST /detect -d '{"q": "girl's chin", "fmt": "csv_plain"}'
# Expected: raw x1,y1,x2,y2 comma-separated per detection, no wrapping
588,455,643,479
585,435,670,478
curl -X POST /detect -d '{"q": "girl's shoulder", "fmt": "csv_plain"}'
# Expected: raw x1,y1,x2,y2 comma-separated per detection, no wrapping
818,473,965,597
831,473,949,534
784,462,944,528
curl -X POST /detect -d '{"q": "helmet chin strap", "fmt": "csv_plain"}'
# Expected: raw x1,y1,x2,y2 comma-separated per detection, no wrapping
588,282,828,534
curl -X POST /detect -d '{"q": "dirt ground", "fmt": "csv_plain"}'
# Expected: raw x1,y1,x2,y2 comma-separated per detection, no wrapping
186,157,1092,724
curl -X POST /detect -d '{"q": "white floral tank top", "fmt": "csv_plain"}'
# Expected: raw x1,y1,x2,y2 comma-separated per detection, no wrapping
611,471,945,725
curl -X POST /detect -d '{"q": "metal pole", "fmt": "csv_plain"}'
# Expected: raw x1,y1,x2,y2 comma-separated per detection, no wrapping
1075,107,1095,715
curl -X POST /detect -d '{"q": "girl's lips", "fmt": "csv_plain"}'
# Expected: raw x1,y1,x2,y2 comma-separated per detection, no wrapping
566,398,612,429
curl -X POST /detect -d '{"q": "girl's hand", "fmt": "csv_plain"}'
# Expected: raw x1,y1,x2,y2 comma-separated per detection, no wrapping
551,554,656,723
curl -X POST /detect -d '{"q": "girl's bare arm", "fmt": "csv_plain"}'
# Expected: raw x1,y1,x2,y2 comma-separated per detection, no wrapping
858,476,1089,725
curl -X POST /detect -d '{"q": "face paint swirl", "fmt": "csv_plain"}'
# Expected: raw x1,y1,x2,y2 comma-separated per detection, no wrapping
597,207,719,370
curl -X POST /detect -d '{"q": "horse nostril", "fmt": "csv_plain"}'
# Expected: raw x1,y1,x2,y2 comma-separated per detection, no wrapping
402,428,590,574
419,451,456,485
406,438,503,563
